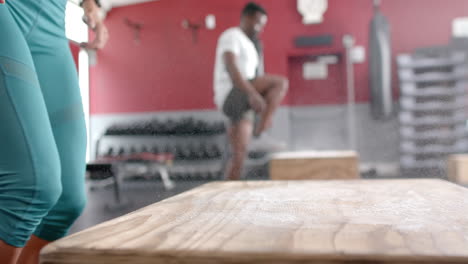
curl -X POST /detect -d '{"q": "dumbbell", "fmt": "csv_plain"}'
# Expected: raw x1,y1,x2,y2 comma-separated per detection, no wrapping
174,119,184,135
179,117,195,134
141,122,153,135
132,123,145,135
129,146,138,154
212,171,223,180
187,117,196,131
181,172,190,180
192,171,204,180
141,146,149,153
200,171,211,180
119,126,129,135
105,125,117,135
200,144,209,159
110,125,127,135
171,172,182,180
204,143,218,159
189,144,202,160
215,122,226,133
203,144,220,159
117,147,126,156
203,171,213,180
203,120,213,134
165,119,177,135
174,145,185,160
182,144,193,160
193,120,205,134
110,125,121,135
193,143,206,160
106,147,115,157
147,119,160,135
125,124,136,135
151,145,160,154
213,145,222,158
164,145,176,155
214,171,223,180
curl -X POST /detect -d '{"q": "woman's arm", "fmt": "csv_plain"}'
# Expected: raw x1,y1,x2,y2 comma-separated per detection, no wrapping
80,0,109,50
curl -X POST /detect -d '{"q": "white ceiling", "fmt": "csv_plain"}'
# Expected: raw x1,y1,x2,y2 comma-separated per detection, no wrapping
69,0,157,11
102,0,157,8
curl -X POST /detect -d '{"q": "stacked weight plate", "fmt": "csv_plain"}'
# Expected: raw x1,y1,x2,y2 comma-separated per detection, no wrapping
397,50,468,177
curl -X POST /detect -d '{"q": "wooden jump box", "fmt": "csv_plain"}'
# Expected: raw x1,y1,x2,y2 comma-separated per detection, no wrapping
270,151,360,180
41,179,468,264
447,154,468,185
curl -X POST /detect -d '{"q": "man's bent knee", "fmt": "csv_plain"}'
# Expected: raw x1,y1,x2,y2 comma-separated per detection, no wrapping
278,77,289,91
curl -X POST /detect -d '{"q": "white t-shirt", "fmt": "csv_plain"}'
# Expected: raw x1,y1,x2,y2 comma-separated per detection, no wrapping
213,27,259,109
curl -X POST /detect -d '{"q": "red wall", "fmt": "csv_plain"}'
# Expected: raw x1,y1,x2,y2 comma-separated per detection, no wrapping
90,0,468,114
288,54,347,105
70,42,80,71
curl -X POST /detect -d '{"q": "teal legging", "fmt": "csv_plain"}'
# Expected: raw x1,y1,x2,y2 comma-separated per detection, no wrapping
0,0,87,247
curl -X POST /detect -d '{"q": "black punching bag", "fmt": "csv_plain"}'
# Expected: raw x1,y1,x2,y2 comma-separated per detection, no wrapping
369,0,392,119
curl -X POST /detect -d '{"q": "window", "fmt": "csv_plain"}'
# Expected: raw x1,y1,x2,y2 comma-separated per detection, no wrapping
66,0,91,161
66,1,89,44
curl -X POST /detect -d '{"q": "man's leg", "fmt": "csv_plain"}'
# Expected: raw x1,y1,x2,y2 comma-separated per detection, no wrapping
225,119,254,180
251,74,288,136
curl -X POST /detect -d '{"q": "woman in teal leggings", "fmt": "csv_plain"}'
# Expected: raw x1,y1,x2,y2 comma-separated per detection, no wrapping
0,0,108,263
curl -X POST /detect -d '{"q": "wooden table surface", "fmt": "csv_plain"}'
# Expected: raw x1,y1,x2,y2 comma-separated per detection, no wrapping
41,179,468,264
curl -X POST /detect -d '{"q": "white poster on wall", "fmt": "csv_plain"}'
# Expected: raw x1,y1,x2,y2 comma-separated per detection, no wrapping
303,62,328,80
453,17,468,37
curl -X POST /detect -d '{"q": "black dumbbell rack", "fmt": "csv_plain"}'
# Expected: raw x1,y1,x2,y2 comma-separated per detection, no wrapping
92,117,227,182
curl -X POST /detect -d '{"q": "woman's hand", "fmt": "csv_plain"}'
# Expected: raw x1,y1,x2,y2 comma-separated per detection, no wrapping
80,0,109,50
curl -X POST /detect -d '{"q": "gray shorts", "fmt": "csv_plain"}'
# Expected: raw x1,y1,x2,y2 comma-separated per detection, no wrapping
222,86,255,123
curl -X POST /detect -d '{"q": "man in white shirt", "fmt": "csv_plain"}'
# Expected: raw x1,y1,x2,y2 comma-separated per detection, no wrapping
213,2,288,180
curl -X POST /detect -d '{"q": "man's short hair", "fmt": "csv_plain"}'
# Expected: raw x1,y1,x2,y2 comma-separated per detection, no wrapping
242,2,267,17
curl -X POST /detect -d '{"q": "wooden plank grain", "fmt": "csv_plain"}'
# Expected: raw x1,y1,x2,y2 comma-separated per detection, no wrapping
41,179,468,264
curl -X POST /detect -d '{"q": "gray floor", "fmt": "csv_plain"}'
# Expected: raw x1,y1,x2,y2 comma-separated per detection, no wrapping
71,164,270,234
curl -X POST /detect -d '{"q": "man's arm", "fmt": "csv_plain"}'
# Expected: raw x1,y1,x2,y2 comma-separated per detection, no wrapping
223,51,266,113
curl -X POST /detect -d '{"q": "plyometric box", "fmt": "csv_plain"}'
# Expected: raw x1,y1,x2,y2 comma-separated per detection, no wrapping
269,151,360,180
447,154,468,185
